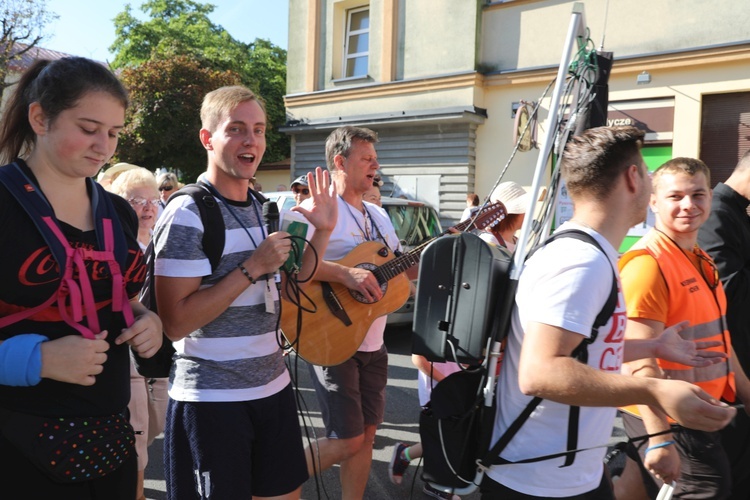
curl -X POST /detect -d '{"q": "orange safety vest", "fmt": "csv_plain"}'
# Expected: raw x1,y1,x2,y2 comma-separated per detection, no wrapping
619,230,735,418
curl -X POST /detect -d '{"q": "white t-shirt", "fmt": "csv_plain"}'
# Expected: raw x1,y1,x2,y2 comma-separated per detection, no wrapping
301,196,402,351
485,222,625,497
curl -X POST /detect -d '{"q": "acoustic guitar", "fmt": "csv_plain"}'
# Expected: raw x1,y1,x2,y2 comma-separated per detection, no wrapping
281,202,506,366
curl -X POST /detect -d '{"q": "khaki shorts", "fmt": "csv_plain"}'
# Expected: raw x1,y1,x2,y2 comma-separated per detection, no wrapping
128,360,168,470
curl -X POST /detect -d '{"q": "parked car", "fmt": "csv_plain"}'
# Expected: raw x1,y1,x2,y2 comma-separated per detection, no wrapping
265,191,443,325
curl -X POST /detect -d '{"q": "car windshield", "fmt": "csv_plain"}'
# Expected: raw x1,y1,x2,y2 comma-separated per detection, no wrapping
383,204,442,248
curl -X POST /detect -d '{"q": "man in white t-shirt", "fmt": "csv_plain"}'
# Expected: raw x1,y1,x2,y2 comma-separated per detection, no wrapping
481,126,738,499
301,126,403,499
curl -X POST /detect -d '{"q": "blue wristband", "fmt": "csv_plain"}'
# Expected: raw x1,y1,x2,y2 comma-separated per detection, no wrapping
0,334,49,386
645,440,675,454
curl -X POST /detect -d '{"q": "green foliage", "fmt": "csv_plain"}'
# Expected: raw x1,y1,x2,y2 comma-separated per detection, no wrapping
244,38,289,164
110,0,289,176
114,55,241,182
110,0,247,72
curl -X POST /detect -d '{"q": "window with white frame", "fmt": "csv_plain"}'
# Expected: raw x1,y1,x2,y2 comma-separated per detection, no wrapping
344,6,369,78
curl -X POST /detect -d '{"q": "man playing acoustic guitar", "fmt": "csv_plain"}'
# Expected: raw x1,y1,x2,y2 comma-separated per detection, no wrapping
301,126,402,498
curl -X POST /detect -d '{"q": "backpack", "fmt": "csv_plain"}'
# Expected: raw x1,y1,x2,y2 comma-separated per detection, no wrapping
132,181,268,378
417,229,618,490
0,162,134,337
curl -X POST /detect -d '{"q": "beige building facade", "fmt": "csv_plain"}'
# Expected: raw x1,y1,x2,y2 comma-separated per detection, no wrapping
283,0,750,226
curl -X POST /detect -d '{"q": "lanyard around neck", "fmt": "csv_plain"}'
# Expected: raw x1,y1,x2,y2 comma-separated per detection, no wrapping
340,196,392,253
202,179,264,248
343,199,371,241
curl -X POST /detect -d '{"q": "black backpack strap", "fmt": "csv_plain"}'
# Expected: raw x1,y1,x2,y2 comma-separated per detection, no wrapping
483,228,618,468
0,163,68,270
551,230,617,467
249,188,269,205
89,179,129,271
0,163,128,272
0,162,133,333
167,183,225,273
134,235,175,378
140,182,225,310
544,230,618,349
138,239,157,309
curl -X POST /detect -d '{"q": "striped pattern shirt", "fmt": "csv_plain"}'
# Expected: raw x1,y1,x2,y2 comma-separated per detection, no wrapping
153,193,289,402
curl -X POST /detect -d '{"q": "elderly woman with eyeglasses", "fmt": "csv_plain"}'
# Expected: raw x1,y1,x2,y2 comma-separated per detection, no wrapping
111,168,162,250
108,166,169,500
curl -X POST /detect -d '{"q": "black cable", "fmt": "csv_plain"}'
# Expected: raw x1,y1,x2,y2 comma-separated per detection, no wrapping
275,234,320,352
273,234,332,499
407,455,425,499
286,349,331,500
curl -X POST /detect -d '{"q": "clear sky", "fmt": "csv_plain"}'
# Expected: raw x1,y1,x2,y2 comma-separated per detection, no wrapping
44,0,289,62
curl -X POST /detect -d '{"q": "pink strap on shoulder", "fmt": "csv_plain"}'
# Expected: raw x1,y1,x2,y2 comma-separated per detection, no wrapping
102,218,135,327
0,217,135,339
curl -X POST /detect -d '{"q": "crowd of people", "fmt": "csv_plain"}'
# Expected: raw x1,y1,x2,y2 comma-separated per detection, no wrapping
1,55,750,500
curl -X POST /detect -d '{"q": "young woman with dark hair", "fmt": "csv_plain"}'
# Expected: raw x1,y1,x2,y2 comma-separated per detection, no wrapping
0,57,162,499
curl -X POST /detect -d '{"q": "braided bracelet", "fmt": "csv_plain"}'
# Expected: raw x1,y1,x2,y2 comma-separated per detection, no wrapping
645,440,675,454
237,263,256,284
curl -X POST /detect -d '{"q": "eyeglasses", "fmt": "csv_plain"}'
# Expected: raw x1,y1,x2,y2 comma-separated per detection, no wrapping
128,197,160,208
159,185,174,192
696,251,719,291
293,187,310,195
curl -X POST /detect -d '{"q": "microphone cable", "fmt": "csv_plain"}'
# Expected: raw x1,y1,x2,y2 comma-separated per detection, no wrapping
285,345,332,500
270,232,332,499
274,233,321,354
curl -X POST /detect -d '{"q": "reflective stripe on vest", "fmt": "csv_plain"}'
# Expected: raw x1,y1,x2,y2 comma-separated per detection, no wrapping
620,229,735,403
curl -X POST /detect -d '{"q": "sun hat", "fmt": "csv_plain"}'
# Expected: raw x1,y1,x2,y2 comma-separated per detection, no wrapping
98,162,140,184
291,174,309,188
490,181,529,214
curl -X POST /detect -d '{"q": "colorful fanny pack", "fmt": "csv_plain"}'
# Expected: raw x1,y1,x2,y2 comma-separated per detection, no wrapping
0,409,135,483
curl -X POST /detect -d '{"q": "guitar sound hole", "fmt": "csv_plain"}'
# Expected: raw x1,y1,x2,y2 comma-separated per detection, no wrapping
351,262,387,304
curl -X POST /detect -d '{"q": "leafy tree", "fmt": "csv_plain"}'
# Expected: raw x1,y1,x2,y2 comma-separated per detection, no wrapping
110,0,247,72
110,0,289,170
243,38,288,165
114,54,241,182
0,0,57,102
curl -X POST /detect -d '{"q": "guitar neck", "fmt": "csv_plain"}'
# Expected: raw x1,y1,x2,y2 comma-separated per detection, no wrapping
373,214,485,284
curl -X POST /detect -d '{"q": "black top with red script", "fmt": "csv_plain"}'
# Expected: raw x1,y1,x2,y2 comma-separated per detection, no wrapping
0,160,145,417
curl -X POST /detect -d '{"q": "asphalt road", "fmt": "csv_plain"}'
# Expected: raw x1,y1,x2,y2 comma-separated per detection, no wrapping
143,326,625,499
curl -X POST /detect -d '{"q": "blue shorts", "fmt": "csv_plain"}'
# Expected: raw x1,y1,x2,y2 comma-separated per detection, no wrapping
164,383,308,499
309,345,388,439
